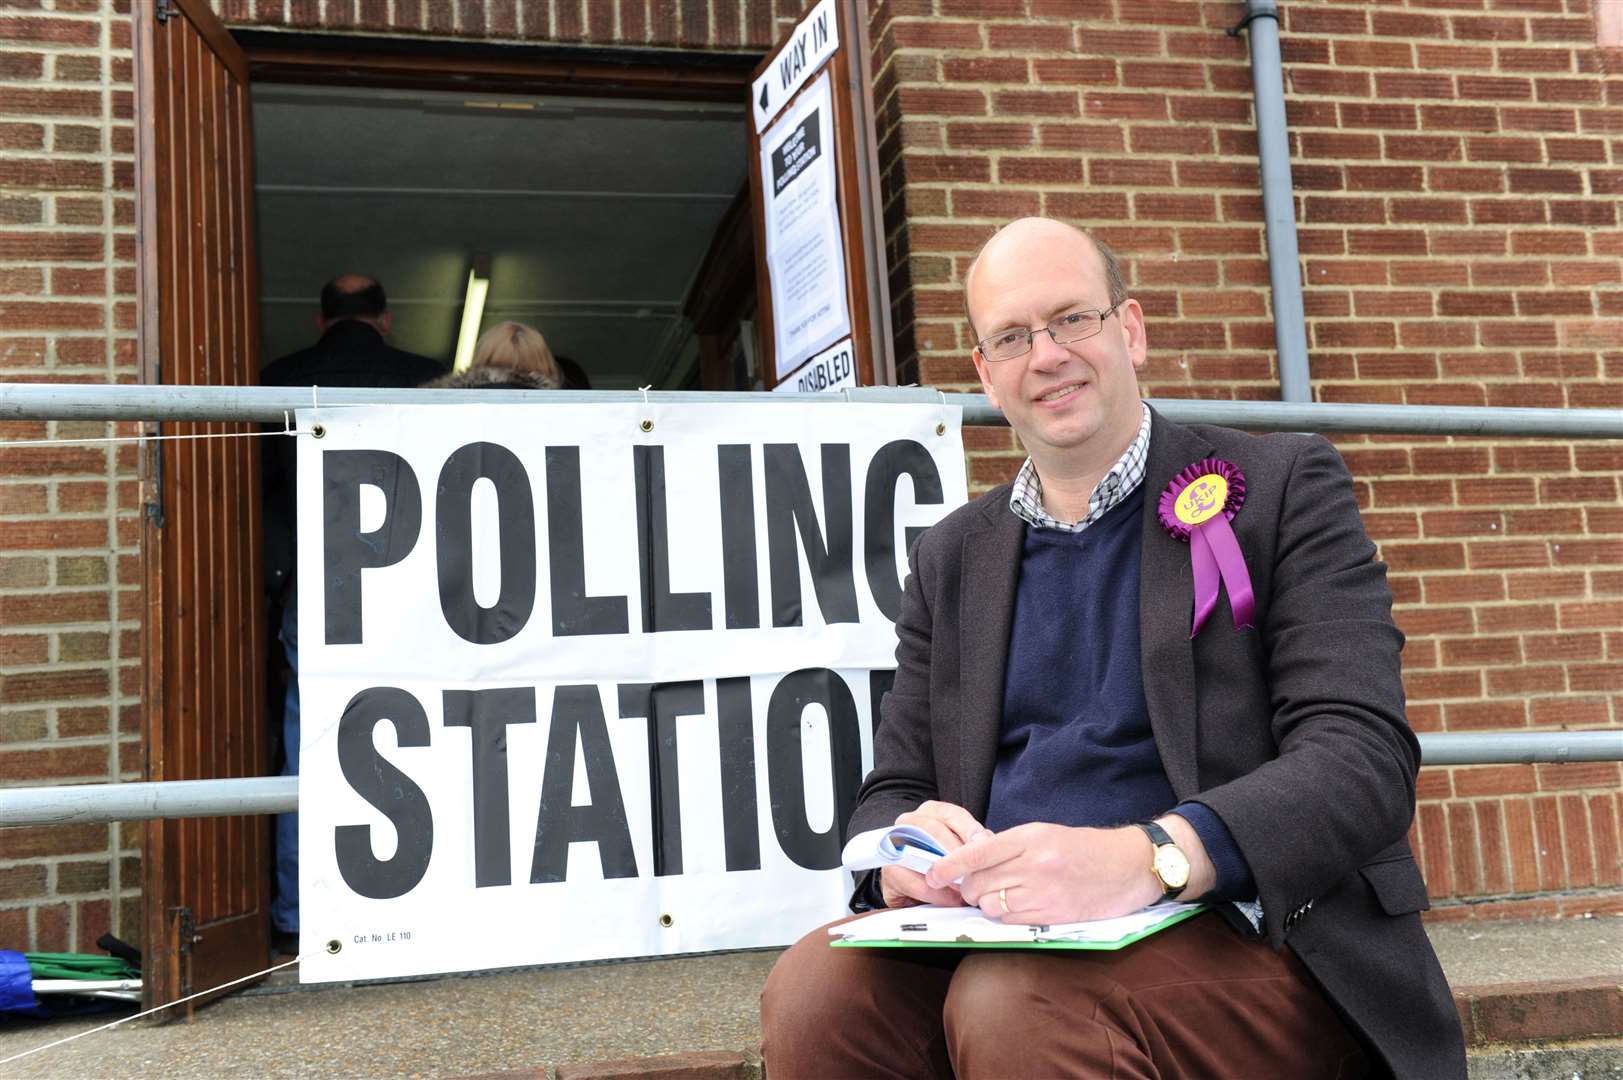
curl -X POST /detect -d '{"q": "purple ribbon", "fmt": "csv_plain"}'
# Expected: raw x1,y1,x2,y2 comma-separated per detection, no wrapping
1158,459,1256,638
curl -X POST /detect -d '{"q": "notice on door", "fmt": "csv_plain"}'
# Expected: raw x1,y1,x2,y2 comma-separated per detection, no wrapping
760,71,851,382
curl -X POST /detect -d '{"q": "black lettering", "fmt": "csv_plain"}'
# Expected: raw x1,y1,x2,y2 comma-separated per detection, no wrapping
716,676,761,872
634,446,711,632
334,687,433,899
443,686,536,888
436,442,537,644
862,440,945,622
618,681,706,876
766,668,863,870
530,685,638,883
717,445,760,629
322,450,421,645
764,444,859,627
546,447,629,636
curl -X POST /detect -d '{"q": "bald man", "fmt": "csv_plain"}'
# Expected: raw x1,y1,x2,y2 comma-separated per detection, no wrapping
260,275,445,952
760,219,1465,1078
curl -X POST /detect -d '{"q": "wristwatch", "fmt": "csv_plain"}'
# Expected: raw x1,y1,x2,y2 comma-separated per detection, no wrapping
1134,821,1191,901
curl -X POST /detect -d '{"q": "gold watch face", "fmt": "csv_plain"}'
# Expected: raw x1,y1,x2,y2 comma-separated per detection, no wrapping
1154,845,1191,890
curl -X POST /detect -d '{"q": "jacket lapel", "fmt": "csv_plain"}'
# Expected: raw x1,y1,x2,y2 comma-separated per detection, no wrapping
1139,409,1213,800
958,496,1025,819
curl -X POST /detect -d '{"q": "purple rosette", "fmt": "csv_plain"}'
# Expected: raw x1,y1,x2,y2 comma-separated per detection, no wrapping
1158,458,1255,638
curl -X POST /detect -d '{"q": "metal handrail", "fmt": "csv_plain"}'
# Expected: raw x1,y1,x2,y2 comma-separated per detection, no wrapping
1,732,1618,828
0,388,1617,830
1,383,1621,438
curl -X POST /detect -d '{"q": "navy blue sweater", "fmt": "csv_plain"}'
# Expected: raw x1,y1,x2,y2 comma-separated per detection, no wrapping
985,485,1254,901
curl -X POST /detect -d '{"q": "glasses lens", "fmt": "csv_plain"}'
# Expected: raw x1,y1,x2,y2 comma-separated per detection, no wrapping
1049,310,1102,345
983,329,1030,362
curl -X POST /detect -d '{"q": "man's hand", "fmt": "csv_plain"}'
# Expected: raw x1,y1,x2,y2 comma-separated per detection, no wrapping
878,801,988,908
926,817,1216,924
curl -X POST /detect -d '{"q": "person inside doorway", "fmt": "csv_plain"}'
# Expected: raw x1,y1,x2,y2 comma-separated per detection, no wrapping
260,274,446,955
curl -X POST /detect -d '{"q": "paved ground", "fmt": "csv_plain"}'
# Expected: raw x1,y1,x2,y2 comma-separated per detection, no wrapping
0,915,1618,1079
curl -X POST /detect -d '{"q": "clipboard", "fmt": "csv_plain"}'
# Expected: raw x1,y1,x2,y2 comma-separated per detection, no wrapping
829,902,1207,951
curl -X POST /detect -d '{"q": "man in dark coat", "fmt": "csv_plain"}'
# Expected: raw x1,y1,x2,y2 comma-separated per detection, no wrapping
260,274,445,951
760,219,1465,1078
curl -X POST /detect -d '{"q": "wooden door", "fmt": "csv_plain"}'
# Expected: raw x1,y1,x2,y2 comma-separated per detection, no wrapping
134,0,268,1012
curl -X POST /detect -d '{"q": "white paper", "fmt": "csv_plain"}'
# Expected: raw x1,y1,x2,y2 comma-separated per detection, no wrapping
831,902,1203,944
841,824,946,875
760,71,852,380
294,401,966,983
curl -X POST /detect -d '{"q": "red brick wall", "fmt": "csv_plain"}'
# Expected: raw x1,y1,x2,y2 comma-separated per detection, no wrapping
0,0,141,953
1,0,1618,956
865,0,1622,918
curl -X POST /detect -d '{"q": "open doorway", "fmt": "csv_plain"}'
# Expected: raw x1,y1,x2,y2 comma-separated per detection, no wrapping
251,84,759,391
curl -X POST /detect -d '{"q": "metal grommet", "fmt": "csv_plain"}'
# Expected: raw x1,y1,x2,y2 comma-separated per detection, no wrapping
659,913,674,928
640,419,654,432
311,423,326,439
935,422,946,436
325,939,342,954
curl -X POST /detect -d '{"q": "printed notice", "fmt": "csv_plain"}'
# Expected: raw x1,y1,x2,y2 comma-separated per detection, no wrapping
772,337,856,394
760,70,852,382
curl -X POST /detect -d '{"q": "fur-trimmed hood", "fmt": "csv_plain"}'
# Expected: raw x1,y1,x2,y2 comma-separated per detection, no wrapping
422,365,560,391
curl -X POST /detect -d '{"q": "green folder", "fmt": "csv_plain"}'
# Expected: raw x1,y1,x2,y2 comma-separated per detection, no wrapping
831,903,1206,951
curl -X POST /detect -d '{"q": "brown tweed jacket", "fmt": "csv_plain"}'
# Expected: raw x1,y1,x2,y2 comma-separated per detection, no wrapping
849,408,1466,1079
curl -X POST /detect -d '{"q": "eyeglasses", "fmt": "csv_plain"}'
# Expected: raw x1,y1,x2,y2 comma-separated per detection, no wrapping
975,302,1123,363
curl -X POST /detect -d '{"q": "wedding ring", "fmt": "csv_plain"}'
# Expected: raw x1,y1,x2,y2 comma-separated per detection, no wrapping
998,887,1009,914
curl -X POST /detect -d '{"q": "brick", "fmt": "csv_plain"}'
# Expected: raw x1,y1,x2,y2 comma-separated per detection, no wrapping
1541,476,1618,502
991,90,1076,117
1484,662,1563,693
1450,15,1528,42
1090,159,1174,187
1037,123,1125,152
0,15,100,45
1445,700,1527,730
1441,635,1523,665
998,157,1083,183
1530,697,1609,727
1373,12,1447,37
1560,602,1623,629
1083,91,1170,121
1457,76,1533,101
1453,765,1537,797
1405,670,1482,700
1503,799,1540,893
0,824,107,860
1465,135,1543,162
1591,794,1622,887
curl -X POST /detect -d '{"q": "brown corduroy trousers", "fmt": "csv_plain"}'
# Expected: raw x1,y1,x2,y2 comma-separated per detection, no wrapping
760,910,1370,1080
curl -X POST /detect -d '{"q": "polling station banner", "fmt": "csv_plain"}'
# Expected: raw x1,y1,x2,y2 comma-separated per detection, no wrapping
294,401,966,982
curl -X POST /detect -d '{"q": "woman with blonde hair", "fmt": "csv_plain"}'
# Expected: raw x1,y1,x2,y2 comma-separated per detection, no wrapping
426,320,563,389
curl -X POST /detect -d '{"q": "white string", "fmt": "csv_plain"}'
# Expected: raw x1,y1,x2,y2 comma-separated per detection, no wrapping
637,384,652,405
0,955,300,1067
0,428,314,449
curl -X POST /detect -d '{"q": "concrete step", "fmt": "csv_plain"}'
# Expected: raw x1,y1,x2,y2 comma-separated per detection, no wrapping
0,915,1616,1078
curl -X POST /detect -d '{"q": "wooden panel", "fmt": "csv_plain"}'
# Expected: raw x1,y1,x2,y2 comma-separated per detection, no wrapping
136,0,268,1012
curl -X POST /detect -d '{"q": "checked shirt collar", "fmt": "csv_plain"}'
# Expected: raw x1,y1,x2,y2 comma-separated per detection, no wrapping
1008,401,1152,533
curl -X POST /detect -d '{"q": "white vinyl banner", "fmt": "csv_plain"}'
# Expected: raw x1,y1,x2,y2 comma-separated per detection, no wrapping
294,401,966,983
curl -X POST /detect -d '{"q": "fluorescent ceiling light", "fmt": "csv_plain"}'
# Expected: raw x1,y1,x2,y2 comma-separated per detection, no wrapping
452,264,490,372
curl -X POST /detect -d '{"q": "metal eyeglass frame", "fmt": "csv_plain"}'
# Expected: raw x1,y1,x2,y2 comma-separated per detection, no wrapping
975,300,1125,363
